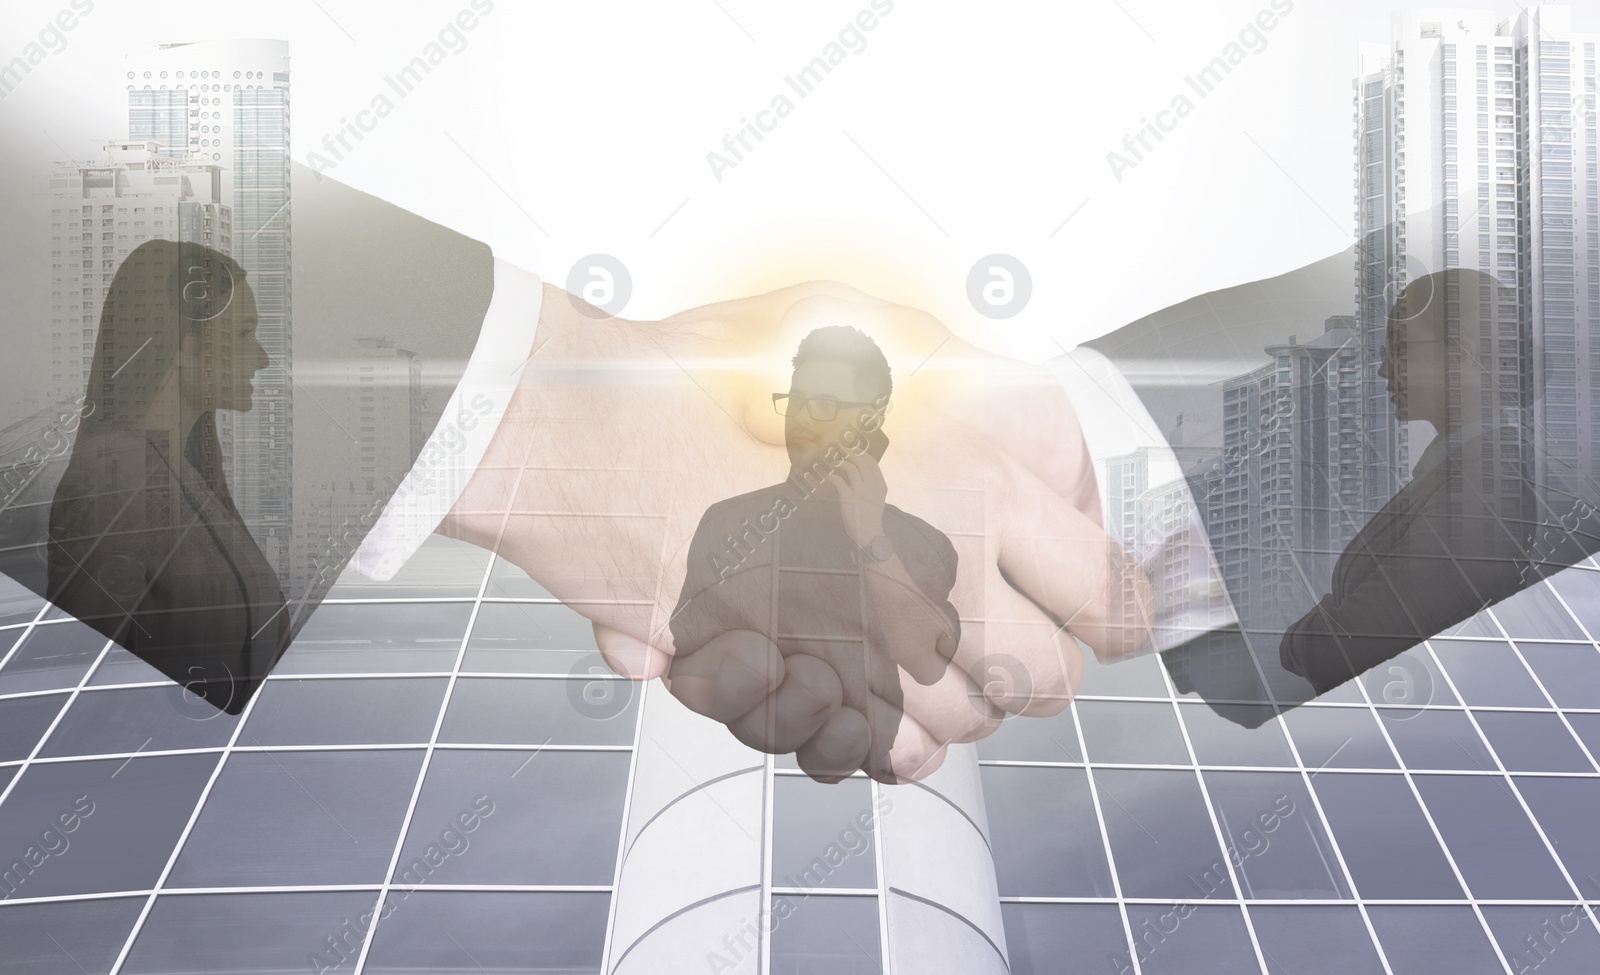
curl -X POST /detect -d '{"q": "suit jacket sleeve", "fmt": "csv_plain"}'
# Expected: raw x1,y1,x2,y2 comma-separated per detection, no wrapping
1280,462,1534,693
284,162,495,628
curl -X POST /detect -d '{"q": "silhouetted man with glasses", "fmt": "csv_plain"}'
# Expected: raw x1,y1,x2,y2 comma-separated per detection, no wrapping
667,326,960,783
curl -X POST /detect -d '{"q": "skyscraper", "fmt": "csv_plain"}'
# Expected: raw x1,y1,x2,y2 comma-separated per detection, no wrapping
1103,448,1153,550
1205,318,1365,626
294,338,426,595
15,10,1600,975
1105,448,1234,643
1357,8,1599,516
45,141,228,396
123,40,293,580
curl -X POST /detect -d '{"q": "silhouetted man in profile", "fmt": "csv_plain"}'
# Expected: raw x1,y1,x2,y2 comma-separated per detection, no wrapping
668,326,960,783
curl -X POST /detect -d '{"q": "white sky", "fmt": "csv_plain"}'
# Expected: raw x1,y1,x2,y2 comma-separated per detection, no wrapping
0,0,1589,366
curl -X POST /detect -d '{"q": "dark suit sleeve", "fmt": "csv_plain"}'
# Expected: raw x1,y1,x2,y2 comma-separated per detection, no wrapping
283,163,496,630
1280,475,1532,694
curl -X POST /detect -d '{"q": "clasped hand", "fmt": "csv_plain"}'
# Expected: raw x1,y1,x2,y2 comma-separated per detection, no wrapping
438,282,1153,783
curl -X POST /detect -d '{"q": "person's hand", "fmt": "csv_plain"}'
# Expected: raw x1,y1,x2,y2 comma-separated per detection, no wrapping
438,281,1154,782
832,451,888,547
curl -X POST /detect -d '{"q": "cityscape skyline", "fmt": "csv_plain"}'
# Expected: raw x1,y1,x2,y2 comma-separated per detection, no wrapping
127,40,295,586
4,4,1600,973
1104,5,1599,641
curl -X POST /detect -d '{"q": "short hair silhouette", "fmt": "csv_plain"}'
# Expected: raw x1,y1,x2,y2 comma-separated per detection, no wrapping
791,325,892,399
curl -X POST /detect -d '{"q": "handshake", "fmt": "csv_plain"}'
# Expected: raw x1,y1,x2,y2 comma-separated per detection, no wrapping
24,183,1149,787
437,280,1154,784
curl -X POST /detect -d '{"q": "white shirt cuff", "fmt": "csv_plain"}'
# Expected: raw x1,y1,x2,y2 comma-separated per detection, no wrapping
347,258,543,581
1048,346,1239,655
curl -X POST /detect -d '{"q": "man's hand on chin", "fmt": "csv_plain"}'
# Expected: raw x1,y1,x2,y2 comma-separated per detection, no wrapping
437,281,1154,783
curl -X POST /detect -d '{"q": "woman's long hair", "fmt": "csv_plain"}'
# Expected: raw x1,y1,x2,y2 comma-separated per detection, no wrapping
49,239,279,714
77,239,249,490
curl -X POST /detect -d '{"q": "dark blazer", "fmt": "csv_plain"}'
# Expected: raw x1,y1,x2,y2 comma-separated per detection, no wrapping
670,479,959,778
1277,433,1536,695
1084,250,1600,724
1083,250,1371,725
46,424,290,713
282,162,495,614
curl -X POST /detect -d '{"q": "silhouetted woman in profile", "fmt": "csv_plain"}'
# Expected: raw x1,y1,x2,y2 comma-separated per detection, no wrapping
49,240,288,713
1280,269,1539,693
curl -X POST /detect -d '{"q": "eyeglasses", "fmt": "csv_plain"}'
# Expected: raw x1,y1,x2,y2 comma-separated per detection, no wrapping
772,393,879,422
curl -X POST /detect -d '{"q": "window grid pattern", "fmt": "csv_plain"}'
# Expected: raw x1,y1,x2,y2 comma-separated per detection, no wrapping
987,560,1600,975
0,542,637,975
6,555,1600,972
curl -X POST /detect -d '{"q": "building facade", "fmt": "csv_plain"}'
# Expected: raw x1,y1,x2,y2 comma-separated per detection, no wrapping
1357,8,1599,516
8,8,1600,975
124,40,293,581
46,142,229,397
1203,318,1365,627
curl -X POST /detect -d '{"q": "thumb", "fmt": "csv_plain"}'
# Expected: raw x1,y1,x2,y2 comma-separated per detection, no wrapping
593,622,672,680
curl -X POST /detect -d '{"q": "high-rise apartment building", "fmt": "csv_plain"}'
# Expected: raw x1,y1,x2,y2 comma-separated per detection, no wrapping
293,339,426,592
342,338,424,500
1103,448,1153,550
45,142,228,395
1105,448,1235,642
1203,317,1365,627
123,39,293,579
1357,8,1599,516
14,10,1600,975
